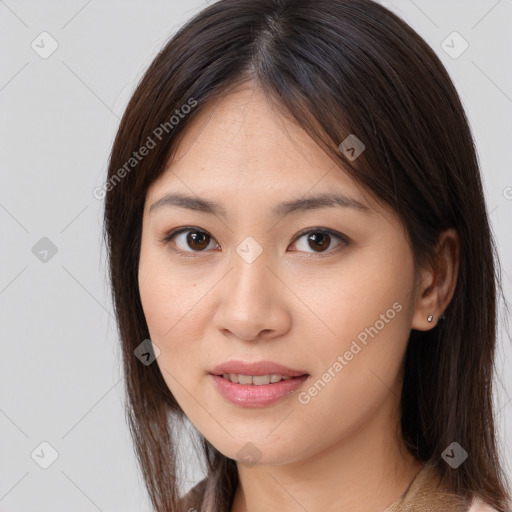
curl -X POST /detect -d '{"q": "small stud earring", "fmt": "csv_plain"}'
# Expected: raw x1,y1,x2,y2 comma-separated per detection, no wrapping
427,315,433,322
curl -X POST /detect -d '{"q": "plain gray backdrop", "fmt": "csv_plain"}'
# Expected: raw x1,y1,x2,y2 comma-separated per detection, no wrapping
1,0,511,510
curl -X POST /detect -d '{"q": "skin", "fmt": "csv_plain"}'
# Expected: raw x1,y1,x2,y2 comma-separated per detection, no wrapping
138,82,459,512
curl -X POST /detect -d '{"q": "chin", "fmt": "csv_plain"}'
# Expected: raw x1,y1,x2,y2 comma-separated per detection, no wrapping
204,435,303,467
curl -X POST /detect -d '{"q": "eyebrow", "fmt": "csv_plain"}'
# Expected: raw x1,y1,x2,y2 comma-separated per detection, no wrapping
149,192,372,218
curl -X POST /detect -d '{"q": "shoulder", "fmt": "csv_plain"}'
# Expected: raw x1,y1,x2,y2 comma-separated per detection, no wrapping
178,478,208,511
467,497,501,512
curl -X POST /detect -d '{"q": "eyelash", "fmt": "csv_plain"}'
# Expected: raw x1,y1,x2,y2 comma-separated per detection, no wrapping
161,226,350,258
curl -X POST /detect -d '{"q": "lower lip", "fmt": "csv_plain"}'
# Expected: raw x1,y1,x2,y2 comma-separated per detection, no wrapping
210,374,309,407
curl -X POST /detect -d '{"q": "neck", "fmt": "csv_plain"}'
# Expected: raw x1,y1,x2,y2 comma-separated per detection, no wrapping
231,392,423,512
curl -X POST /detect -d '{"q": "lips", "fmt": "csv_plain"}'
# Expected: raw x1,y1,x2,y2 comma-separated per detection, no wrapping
209,360,310,407
210,360,308,378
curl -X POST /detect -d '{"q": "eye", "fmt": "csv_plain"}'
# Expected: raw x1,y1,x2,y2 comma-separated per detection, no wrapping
162,227,349,256
162,227,219,255
290,228,349,255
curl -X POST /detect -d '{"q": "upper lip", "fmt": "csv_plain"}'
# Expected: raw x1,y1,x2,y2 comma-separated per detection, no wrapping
210,360,308,377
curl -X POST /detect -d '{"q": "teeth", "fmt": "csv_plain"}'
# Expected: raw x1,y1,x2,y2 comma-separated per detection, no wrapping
221,373,293,385
253,375,271,385
238,374,253,385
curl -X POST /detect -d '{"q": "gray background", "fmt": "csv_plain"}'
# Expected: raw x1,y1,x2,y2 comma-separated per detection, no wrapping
1,1,511,510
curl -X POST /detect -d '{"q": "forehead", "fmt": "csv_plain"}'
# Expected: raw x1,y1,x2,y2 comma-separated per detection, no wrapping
145,84,381,218
171,86,333,176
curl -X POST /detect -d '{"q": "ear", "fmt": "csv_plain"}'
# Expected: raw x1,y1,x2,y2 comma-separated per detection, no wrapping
411,228,460,331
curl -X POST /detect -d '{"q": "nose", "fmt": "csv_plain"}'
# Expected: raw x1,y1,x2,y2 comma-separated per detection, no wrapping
212,250,292,342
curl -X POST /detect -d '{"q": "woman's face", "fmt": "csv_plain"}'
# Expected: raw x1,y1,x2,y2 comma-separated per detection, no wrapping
138,84,420,465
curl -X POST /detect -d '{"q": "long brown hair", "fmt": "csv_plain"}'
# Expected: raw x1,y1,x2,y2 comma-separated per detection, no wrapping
102,0,510,510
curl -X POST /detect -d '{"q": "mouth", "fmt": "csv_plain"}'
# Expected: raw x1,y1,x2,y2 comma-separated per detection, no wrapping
209,360,310,407
210,359,308,378
215,373,299,385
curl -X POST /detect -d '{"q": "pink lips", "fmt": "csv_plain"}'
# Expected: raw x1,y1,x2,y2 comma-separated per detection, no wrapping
209,360,309,408
211,360,308,377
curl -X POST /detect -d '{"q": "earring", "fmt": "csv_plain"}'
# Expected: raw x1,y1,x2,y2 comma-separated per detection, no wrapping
427,315,433,322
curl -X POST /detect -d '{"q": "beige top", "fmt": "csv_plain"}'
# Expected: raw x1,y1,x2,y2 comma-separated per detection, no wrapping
381,463,498,512
179,463,500,512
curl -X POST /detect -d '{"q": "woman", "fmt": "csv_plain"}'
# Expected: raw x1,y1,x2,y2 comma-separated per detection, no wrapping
103,0,511,510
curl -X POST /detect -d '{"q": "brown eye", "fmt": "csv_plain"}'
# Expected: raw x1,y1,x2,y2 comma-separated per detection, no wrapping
186,231,211,251
307,232,331,252
164,228,218,253
291,229,348,255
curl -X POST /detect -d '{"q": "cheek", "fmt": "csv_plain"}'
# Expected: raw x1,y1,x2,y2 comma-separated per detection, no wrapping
138,255,206,413
297,239,414,346
138,251,207,396
293,248,415,431
139,244,199,340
